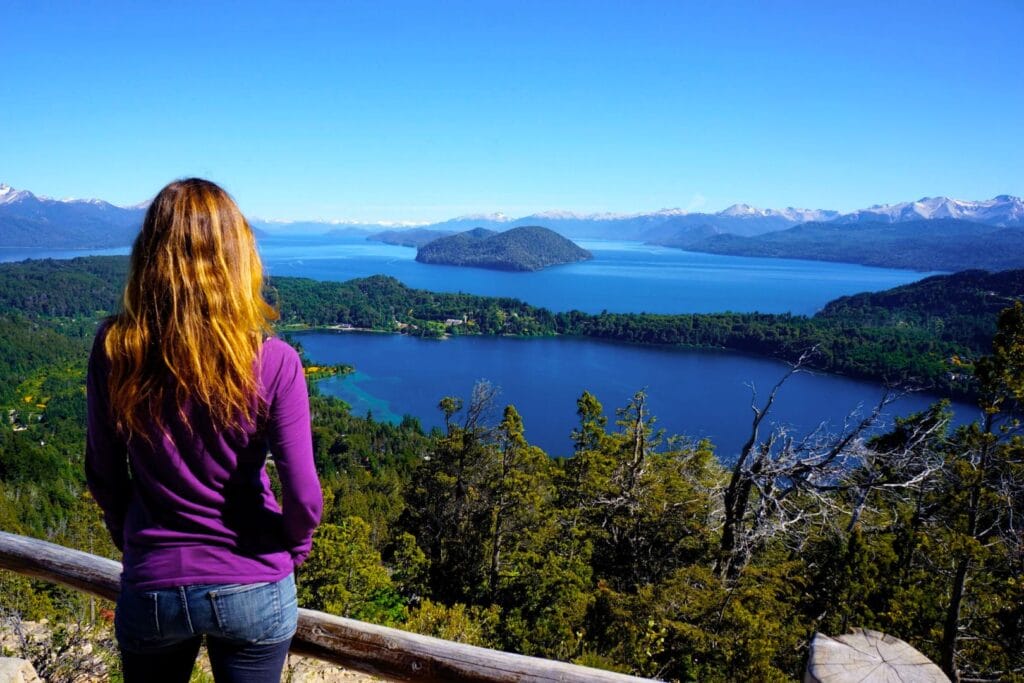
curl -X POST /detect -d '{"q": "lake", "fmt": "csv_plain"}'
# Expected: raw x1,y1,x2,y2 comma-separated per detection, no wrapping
297,331,976,459
7,236,967,457
2,236,934,316
257,235,938,315
0,246,130,262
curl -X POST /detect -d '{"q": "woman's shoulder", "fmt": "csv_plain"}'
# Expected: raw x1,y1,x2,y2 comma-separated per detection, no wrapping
261,336,300,360
88,317,117,366
259,337,305,400
93,317,116,342
259,337,303,376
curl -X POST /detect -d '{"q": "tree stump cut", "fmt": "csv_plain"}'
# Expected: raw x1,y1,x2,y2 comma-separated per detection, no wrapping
805,629,949,683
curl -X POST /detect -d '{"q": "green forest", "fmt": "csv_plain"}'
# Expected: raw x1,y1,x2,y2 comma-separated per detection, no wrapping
269,267,1024,400
0,256,1022,681
4,256,1020,398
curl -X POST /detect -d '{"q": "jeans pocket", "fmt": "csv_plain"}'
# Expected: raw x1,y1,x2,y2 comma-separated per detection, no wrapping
115,589,161,647
209,578,294,644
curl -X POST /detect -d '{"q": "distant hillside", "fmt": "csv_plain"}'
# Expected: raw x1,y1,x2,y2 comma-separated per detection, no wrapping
415,226,593,271
0,185,144,248
322,226,376,239
251,221,375,237
641,223,722,247
817,269,1024,349
368,228,455,248
0,256,127,317
657,218,1024,271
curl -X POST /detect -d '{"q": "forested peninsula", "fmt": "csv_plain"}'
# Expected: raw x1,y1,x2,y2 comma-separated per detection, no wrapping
1,255,1023,681
1,256,1021,399
272,268,1024,399
654,218,1024,272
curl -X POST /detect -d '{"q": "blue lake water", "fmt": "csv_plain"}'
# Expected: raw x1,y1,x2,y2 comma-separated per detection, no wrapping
298,331,976,460
257,235,938,315
6,236,967,458
1,236,934,316
0,246,130,262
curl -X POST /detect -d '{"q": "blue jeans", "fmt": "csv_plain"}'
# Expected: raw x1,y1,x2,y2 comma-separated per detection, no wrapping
115,573,298,683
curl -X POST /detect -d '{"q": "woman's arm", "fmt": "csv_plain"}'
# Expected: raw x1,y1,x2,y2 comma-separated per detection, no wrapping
267,343,323,568
84,331,131,551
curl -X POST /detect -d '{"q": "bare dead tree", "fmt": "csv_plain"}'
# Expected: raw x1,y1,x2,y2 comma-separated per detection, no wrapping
715,351,810,579
444,379,501,506
714,347,949,582
464,379,501,435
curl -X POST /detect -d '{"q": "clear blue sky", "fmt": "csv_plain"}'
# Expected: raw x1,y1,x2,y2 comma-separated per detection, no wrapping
1,1,1021,222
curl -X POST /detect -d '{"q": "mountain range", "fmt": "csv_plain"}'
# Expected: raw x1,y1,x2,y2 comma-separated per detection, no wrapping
367,195,1024,242
0,184,145,248
1,182,1021,251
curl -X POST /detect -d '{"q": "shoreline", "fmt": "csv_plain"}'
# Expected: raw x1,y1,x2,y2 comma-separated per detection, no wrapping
286,324,975,404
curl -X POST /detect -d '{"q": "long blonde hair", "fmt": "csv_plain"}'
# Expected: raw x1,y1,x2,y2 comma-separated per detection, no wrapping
105,178,278,436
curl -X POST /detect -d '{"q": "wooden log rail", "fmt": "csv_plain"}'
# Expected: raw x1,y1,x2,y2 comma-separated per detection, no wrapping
0,531,653,682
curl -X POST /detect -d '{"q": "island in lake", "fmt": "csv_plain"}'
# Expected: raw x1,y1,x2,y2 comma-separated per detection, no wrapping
414,225,593,271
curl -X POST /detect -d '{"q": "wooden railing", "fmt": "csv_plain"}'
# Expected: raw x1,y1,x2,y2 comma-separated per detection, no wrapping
0,530,652,682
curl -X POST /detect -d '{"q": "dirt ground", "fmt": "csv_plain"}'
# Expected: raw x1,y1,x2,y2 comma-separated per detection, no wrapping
1,620,381,682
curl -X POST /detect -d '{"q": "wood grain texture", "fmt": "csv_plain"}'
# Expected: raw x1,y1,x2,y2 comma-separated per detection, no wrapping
0,531,653,682
805,629,950,683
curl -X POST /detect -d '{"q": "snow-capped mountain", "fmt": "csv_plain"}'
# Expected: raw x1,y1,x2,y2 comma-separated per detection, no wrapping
0,184,135,214
0,183,145,248
719,204,840,223
0,184,125,210
833,195,1024,226
511,196,1021,239
0,184,34,205
452,212,512,222
416,213,515,235
1,181,1021,249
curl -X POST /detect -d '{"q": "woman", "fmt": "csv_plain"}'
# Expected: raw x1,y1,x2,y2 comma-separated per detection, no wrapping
86,178,323,682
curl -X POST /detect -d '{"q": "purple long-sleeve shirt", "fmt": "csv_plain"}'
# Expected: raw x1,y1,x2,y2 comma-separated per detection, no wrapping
85,330,323,590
